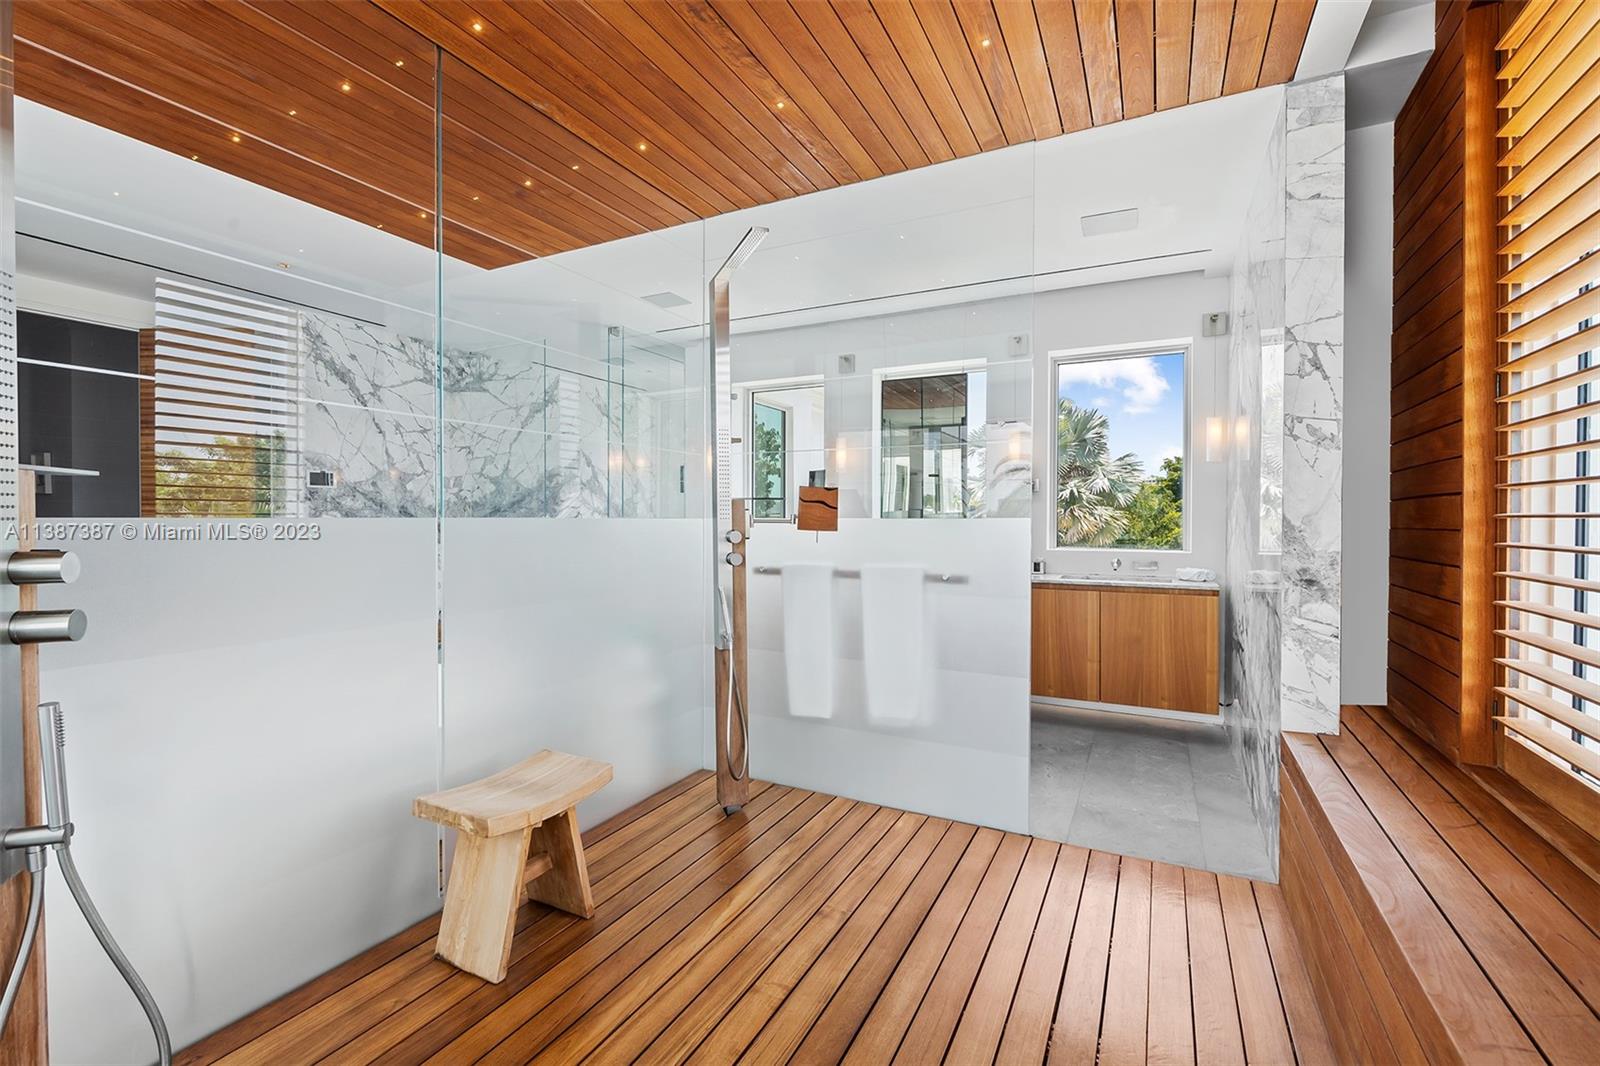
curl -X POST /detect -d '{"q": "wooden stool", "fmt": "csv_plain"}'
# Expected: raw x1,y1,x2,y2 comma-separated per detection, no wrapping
413,749,612,983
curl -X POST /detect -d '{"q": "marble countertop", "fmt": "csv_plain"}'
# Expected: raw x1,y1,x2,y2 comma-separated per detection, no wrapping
1032,573,1222,592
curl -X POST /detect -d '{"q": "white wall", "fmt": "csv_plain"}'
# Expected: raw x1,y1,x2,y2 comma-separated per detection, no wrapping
1342,122,1393,704
1031,272,1233,575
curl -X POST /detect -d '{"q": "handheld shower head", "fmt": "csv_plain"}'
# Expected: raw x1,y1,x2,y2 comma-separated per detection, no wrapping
36,702,68,832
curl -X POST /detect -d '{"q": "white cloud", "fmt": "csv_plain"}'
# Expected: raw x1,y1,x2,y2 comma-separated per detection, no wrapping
1056,356,1171,415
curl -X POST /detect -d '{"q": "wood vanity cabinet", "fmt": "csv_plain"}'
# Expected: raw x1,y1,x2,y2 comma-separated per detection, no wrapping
1031,582,1220,715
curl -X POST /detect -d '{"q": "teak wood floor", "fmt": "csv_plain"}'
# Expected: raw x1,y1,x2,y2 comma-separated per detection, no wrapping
179,773,1334,1065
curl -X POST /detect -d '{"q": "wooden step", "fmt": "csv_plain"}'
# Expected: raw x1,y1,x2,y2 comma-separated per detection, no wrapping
1281,705,1600,1065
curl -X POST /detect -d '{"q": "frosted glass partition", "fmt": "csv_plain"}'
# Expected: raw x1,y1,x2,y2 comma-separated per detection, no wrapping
437,57,707,827
716,145,1036,832
12,40,444,1062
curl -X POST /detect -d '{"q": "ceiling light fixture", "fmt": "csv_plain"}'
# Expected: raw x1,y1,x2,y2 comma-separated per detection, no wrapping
471,194,480,201
190,154,199,160
340,81,352,93
112,191,120,197
775,99,785,109
276,261,289,269
571,163,580,170
230,132,241,143
288,109,297,116
981,37,991,47
395,59,405,67
523,178,533,187
637,141,648,152
471,20,483,32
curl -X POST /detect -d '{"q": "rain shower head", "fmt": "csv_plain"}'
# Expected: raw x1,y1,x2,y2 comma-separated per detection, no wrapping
712,226,769,286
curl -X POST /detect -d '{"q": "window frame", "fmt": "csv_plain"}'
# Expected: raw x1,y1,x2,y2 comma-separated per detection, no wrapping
750,397,789,521
1049,343,1191,553
742,378,822,523
870,359,987,520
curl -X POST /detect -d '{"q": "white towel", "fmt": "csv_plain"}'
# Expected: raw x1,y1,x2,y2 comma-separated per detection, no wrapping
862,564,926,724
781,563,835,719
1176,567,1216,582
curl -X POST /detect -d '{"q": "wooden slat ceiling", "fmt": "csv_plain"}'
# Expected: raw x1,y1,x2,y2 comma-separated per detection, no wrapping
14,0,1317,270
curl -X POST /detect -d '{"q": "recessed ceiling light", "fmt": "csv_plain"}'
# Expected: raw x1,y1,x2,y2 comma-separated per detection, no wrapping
1080,207,1140,237
523,178,533,187
288,109,297,116
377,223,384,229
471,20,483,32
571,163,580,170
775,99,785,109
340,81,352,93
190,154,199,160
981,37,992,47
637,141,648,152
297,248,304,253
394,59,405,67
230,132,241,143
471,194,480,201
112,191,120,197
419,210,428,219
276,261,290,269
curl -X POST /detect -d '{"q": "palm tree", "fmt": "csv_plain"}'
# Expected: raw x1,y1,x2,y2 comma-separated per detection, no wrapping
1056,399,1143,546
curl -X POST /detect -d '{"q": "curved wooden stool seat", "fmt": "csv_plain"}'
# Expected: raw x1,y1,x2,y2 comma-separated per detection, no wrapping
414,750,612,983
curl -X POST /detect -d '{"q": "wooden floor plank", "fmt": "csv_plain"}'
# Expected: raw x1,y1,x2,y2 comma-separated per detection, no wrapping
681,818,955,1065
942,837,1058,1064
1147,862,1195,1066
836,827,1007,1064
782,823,987,1066
179,773,1344,1066
1184,868,1246,1066
560,808,921,1064
1253,881,1338,1066
458,795,858,1062
994,844,1091,1065
1049,850,1120,1063
1216,875,1296,1066
887,832,1031,1064
1100,856,1153,1065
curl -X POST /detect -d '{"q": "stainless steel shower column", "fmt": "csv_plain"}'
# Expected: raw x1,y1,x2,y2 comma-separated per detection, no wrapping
708,226,766,814
0,2,24,887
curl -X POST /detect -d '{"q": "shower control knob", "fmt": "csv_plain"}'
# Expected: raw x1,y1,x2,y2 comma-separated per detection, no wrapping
5,550,82,585
725,551,744,567
724,529,744,545
5,609,88,645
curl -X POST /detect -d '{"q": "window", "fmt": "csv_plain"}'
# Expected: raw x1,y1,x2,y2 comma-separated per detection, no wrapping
751,400,787,519
1053,349,1185,549
1492,2,1600,799
879,371,984,518
146,279,301,517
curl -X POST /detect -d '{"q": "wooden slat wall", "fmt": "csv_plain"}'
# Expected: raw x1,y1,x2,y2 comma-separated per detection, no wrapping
1391,0,1472,760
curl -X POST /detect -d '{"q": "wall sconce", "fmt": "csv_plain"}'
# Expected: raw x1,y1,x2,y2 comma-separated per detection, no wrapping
835,434,849,468
1233,416,1252,461
1204,417,1226,462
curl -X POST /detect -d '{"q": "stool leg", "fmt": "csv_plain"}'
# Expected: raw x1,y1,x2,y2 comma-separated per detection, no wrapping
527,808,595,918
436,827,530,983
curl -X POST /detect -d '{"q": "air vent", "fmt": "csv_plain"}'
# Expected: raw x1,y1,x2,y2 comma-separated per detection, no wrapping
1080,208,1140,237
641,291,690,309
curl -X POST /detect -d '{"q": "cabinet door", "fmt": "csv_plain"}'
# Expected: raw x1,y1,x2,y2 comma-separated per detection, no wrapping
1031,586,1100,701
1099,589,1219,714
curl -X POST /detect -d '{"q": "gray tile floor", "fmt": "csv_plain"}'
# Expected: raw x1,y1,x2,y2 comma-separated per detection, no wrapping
1029,703,1274,880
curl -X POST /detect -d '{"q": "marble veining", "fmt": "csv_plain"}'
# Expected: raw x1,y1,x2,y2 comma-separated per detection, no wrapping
1281,75,1346,737
297,309,688,519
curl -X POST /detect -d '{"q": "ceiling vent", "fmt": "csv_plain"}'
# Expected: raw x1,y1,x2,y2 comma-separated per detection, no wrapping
641,291,691,308
1080,207,1140,237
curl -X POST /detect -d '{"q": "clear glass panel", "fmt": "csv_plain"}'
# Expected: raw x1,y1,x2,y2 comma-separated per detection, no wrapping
12,10,442,1058
437,55,705,824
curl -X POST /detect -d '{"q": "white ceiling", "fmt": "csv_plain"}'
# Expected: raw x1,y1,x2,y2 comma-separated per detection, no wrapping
15,80,1284,360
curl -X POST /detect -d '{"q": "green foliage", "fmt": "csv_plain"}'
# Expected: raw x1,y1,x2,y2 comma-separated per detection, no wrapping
1056,399,1143,546
1056,399,1183,549
752,405,785,519
155,433,286,517
1115,456,1183,549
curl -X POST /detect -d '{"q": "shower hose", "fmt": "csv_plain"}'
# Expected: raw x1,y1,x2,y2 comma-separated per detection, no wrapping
0,701,172,1066
0,837,173,1065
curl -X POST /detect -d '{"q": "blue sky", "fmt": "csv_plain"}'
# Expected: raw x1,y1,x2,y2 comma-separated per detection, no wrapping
1056,352,1185,477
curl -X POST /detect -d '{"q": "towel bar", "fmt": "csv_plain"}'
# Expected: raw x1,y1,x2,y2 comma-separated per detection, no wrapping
752,565,968,585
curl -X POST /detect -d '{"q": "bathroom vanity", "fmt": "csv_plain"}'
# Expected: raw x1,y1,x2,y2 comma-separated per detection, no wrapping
1030,576,1220,715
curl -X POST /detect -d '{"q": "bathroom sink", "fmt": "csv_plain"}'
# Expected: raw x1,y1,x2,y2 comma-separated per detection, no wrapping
1032,573,1218,590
